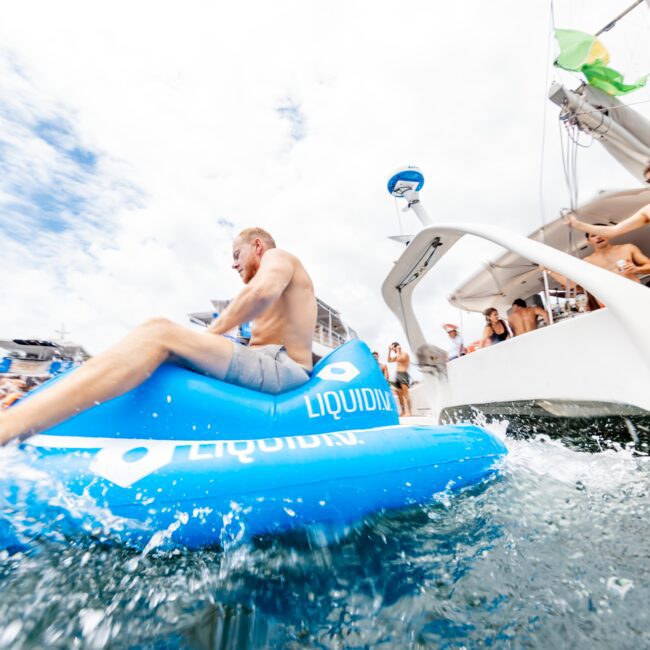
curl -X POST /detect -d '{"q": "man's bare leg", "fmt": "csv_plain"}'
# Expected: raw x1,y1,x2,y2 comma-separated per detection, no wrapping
0,318,234,445
395,389,405,417
400,386,412,417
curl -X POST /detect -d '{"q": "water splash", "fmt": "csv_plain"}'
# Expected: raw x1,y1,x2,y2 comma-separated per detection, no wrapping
0,431,648,648
0,443,148,551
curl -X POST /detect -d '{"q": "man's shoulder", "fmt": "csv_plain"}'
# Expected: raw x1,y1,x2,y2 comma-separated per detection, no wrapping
615,242,640,253
261,248,300,272
264,248,294,262
268,247,309,270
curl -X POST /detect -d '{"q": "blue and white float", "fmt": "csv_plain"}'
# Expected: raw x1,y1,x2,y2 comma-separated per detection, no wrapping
2,341,506,550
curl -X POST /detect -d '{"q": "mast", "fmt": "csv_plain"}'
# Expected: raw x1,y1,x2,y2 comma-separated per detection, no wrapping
548,1,650,184
595,0,645,36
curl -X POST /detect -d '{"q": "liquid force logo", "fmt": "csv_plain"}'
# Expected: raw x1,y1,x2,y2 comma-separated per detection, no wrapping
88,431,363,487
90,442,175,488
310,362,395,420
316,362,360,383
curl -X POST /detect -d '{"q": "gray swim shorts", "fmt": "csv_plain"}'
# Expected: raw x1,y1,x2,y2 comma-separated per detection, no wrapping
224,343,310,395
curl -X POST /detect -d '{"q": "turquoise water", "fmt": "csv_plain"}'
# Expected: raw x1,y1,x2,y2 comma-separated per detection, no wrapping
0,427,648,649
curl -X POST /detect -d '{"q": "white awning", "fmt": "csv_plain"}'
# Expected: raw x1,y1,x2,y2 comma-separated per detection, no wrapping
449,187,650,313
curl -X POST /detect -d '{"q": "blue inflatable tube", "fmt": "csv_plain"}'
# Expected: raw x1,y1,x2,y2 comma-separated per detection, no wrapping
2,341,506,550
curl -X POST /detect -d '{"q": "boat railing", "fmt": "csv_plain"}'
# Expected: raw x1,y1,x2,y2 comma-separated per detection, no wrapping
313,324,349,348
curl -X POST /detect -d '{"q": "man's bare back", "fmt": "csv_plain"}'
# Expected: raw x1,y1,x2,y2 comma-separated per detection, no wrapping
209,233,317,370
508,301,548,336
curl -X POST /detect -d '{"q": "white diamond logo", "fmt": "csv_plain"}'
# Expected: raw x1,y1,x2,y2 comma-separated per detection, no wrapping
90,441,175,487
316,361,360,383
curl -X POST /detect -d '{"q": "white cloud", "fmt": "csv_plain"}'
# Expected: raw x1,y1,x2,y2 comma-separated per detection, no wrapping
0,0,648,355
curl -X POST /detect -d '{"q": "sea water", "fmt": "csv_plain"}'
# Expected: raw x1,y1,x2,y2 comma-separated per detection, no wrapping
0,424,648,649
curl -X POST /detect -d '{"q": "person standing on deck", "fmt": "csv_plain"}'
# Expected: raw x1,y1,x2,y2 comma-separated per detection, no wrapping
508,299,548,336
547,225,650,285
388,342,412,417
442,323,465,360
479,308,511,348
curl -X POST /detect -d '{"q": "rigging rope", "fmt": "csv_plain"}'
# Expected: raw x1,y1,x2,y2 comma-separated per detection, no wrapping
538,0,557,244
537,0,560,324
557,98,588,301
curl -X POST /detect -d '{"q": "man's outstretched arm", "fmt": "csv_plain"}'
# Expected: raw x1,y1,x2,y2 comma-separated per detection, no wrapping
539,265,579,294
566,205,650,238
208,249,294,335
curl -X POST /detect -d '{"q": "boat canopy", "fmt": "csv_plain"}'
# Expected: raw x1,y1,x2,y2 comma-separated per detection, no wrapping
448,187,650,313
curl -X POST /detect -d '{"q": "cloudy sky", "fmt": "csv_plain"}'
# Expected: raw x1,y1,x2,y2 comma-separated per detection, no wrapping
1,0,649,355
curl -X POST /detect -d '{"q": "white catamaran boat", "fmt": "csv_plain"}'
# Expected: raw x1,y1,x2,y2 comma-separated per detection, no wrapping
381,168,650,451
381,4,650,449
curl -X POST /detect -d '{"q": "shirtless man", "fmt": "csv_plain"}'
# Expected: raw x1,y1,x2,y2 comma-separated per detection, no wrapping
508,298,548,336
0,227,317,445
581,227,650,282
372,351,389,382
542,224,650,291
388,341,412,417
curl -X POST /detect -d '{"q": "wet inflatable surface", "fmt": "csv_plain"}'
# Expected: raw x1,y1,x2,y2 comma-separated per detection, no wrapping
2,341,506,549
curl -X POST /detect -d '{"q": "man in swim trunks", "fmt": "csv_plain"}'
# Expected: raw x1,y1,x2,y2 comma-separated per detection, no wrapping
0,227,317,444
388,341,412,417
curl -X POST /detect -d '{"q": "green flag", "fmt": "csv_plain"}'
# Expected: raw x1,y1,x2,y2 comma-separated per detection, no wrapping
582,63,648,96
554,28,647,96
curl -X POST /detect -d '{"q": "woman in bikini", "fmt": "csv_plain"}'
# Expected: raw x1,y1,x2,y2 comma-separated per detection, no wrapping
479,307,511,348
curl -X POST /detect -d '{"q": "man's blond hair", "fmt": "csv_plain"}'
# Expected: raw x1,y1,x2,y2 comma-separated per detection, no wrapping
237,227,276,249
